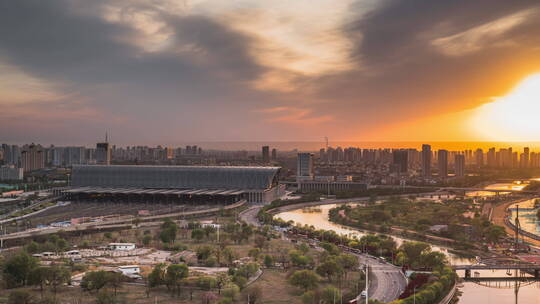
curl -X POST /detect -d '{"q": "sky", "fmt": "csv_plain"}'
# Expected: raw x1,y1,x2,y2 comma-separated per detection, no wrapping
1,0,540,146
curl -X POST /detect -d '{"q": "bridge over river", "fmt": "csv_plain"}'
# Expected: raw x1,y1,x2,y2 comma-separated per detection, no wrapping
453,264,540,279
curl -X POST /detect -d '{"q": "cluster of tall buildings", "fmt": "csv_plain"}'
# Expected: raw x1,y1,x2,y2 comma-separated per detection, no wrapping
317,145,540,180
261,146,278,163
0,139,208,178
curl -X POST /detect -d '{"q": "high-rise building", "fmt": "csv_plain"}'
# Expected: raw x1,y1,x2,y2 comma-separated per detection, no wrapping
96,134,111,165
475,149,484,167
421,144,432,178
522,147,530,168
487,148,496,167
455,154,465,177
297,153,314,182
0,165,23,181
392,150,408,174
21,143,45,172
262,146,270,163
438,150,448,179
271,148,277,160
96,142,111,165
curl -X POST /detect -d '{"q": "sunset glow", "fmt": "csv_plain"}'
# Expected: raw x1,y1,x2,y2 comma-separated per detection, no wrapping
471,73,540,141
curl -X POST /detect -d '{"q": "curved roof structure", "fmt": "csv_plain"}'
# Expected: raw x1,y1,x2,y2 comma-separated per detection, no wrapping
71,165,280,190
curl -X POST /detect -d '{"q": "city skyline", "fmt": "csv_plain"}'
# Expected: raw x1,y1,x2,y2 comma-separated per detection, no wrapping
2,1,540,144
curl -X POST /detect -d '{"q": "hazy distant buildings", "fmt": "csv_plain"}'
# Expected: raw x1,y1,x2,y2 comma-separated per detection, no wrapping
262,146,270,163
455,154,465,177
1,144,21,167
96,142,111,165
297,153,314,181
271,148,277,160
0,165,23,181
521,147,530,168
392,150,408,174
438,150,448,179
421,144,432,178
475,149,484,167
487,148,496,167
21,143,45,172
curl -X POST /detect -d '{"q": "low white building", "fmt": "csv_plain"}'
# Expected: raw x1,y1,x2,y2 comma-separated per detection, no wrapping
107,243,136,251
117,265,141,279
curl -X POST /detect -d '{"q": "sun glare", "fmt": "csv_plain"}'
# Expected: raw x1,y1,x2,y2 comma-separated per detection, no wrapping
471,73,540,141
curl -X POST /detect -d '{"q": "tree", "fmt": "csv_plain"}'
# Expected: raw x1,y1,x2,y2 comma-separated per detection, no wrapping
288,270,320,291
302,290,320,304
160,218,178,244
254,235,267,249
419,252,447,270
7,290,34,304
337,254,359,277
485,225,506,243
148,263,166,288
222,247,237,266
96,290,118,304
3,251,38,288
196,245,214,261
47,265,71,296
142,234,152,246
289,250,312,268
400,242,430,268
263,255,274,268
297,243,310,254
81,271,110,293
106,272,125,296
320,286,341,304
198,276,217,290
25,241,40,254
165,264,189,297
29,266,48,297
241,285,262,304
316,259,343,282
191,228,205,241
201,292,218,304
248,248,261,261
223,283,240,300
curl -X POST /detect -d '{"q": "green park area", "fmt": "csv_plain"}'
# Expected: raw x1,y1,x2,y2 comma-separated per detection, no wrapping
329,196,507,250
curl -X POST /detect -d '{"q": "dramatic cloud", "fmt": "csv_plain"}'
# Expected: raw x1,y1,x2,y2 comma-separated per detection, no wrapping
1,0,540,145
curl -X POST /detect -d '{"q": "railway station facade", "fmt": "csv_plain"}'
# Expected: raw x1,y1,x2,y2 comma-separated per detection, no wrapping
63,165,284,204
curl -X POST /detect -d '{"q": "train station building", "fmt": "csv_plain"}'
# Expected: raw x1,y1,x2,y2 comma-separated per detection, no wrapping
61,165,284,204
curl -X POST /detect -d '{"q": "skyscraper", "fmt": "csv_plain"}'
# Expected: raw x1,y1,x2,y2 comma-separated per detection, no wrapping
392,150,408,174
297,153,314,182
487,148,496,167
271,148,277,160
438,150,448,179
421,144,432,178
21,143,45,172
475,149,484,167
96,133,111,165
455,154,465,177
262,146,270,163
522,147,530,168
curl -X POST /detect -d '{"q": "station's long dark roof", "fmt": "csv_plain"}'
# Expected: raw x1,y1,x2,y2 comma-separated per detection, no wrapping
71,165,280,190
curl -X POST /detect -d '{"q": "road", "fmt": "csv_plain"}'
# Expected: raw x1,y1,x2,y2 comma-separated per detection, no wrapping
358,255,406,303
239,204,408,303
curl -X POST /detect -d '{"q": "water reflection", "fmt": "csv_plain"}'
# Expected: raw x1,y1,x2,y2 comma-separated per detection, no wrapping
509,199,540,237
457,270,540,304
275,203,473,264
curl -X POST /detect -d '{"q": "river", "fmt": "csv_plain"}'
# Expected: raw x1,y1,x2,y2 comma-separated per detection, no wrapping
275,182,540,304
